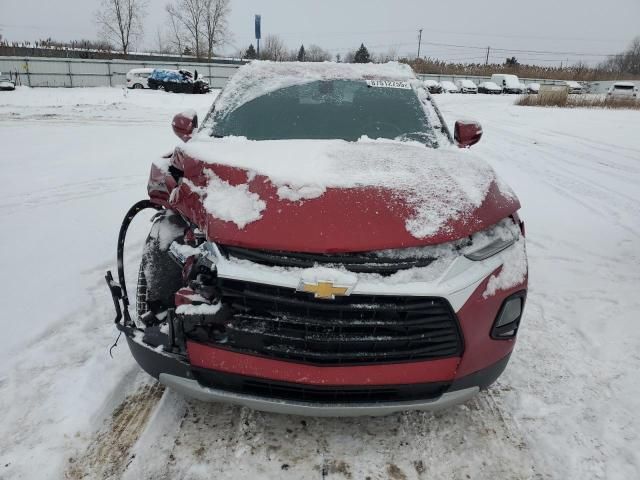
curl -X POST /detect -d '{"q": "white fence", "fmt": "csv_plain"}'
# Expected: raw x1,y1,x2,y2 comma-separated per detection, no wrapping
0,56,624,94
0,56,241,89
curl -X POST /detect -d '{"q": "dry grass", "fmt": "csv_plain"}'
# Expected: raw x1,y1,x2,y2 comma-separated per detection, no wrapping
516,91,640,110
405,58,640,82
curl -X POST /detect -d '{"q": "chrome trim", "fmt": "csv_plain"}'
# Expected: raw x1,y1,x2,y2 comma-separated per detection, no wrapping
159,374,479,417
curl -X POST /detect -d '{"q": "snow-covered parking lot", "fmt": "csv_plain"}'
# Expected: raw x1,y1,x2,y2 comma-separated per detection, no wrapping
1,87,639,479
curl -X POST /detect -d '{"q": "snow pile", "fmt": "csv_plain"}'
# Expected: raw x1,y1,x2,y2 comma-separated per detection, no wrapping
207,61,416,120
483,237,528,297
276,184,325,202
180,137,504,238
299,266,358,286
175,302,221,315
184,169,266,229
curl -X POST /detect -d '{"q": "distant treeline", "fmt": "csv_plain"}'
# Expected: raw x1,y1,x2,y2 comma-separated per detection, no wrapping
2,34,639,81
404,58,639,81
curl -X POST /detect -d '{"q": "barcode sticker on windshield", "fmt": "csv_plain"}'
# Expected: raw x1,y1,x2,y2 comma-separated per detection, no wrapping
366,80,411,89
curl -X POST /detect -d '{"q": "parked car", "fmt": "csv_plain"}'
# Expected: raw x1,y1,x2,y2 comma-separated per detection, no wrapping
455,79,478,94
565,81,584,94
526,83,540,94
126,68,154,89
107,61,528,416
0,73,16,91
148,69,210,94
440,80,460,93
607,81,638,98
490,74,523,94
423,79,443,94
477,81,502,94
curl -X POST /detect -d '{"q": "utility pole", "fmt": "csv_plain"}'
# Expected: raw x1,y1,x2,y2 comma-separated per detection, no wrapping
417,29,423,59
485,46,490,65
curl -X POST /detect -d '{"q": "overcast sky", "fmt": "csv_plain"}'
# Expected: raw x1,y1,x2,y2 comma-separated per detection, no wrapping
1,0,638,65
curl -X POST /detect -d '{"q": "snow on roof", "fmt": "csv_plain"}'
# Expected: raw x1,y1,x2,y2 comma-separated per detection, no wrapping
613,81,635,87
212,61,417,118
180,136,511,238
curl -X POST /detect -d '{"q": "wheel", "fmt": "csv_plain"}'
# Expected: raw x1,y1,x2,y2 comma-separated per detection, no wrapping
133,83,144,89
136,211,186,325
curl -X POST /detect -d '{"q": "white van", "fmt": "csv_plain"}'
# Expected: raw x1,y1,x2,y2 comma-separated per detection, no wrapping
490,74,523,94
607,82,638,98
126,68,154,89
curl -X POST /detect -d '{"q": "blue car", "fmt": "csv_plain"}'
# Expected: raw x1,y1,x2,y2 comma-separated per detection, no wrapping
148,69,210,94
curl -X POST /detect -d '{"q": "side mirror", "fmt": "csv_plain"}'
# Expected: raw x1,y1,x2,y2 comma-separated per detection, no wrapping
454,120,483,148
172,111,198,142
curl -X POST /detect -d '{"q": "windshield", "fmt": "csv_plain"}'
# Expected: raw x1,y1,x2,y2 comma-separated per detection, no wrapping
614,84,634,90
210,80,438,147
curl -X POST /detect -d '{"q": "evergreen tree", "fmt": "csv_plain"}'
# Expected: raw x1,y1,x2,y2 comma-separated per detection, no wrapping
183,46,193,56
244,44,257,59
297,44,306,62
354,43,371,63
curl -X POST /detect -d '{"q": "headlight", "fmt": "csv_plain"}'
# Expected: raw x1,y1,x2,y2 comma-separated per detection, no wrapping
464,234,517,261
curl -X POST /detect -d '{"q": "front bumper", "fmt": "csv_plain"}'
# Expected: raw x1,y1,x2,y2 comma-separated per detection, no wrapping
123,330,511,416
160,373,479,416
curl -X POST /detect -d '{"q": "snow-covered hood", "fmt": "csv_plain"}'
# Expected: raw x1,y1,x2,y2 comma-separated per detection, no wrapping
168,137,520,253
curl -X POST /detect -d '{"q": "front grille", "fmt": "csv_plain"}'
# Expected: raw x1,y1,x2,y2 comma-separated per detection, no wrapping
216,279,463,365
220,245,435,275
193,368,448,403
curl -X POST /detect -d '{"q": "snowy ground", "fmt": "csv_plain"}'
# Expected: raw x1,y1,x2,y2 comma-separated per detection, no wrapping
1,87,639,479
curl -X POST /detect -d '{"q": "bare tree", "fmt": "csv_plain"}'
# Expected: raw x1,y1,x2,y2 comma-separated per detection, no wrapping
261,34,287,61
166,12,186,56
95,0,147,55
600,36,640,75
166,0,206,58
203,0,230,60
376,46,398,63
154,28,177,54
305,44,331,62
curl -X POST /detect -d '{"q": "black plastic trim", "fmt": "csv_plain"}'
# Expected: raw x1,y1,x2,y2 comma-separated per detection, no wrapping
191,367,449,404
124,331,192,380
449,354,512,391
490,290,527,340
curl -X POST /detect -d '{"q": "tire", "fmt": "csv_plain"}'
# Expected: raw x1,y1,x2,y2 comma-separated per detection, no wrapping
133,83,144,89
136,211,186,324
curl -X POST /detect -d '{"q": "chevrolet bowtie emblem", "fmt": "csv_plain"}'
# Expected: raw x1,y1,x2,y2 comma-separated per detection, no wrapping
299,281,351,300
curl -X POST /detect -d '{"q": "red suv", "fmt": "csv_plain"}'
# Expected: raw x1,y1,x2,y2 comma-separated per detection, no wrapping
107,62,528,416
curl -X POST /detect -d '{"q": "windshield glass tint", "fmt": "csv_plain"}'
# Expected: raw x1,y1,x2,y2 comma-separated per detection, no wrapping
211,80,437,146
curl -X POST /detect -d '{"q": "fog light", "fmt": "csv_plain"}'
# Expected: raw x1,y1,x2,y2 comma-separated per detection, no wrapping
491,292,526,339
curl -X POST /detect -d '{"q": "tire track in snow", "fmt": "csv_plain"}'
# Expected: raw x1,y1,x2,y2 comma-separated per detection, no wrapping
65,382,165,480
0,176,146,213
475,122,640,239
